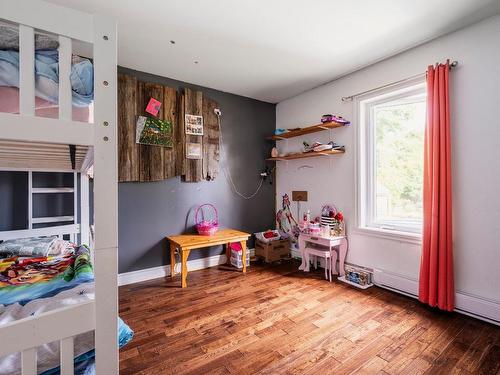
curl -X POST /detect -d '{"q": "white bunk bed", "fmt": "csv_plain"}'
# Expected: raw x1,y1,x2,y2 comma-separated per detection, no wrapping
0,1,118,374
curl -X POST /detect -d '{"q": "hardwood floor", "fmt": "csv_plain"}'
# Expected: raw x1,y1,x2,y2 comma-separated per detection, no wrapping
119,260,500,375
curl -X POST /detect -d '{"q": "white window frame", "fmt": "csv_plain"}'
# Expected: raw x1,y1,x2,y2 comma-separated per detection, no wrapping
355,77,425,243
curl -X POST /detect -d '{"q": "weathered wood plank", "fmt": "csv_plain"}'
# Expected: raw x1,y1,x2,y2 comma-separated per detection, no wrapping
117,74,139,182
202,98,220,181
183,88,203,182
139,83,165,182
163,87,177,179
137,81,149,182
176,94,186,177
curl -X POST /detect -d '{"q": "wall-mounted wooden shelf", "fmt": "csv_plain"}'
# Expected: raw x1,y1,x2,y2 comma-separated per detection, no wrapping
269,121,344,140
267,149,345,161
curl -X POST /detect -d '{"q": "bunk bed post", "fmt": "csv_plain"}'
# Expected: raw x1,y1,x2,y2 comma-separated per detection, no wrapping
28,171,33,230
92,15,119,375
18,24,35,116
80,173,90,247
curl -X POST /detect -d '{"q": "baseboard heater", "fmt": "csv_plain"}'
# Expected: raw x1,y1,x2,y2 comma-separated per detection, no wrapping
285,248,499,326
372,268,500,326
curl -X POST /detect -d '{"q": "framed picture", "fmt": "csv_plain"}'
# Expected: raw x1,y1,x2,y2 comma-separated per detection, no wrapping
185,114,203,135
136,116,173,147
186,142,202,159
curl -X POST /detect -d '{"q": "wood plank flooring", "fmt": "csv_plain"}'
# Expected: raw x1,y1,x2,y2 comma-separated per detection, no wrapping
119,261,500,375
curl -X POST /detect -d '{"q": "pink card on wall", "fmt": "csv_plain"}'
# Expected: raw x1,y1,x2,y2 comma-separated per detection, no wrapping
145,97,161,116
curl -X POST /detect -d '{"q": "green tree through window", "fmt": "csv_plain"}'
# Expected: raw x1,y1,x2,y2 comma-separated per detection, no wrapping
373,94,425,229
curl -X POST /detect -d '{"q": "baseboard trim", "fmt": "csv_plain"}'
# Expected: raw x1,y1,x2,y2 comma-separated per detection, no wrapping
291,248,500,326
373,268,500,326
118,249,255,286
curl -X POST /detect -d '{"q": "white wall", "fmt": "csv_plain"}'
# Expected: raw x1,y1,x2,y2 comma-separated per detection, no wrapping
276,15,500,308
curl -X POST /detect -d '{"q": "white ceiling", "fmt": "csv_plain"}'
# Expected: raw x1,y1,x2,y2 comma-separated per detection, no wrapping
47,0,500,103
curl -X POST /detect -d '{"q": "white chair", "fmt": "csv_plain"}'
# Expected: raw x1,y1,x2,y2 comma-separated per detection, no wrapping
300,246,338,282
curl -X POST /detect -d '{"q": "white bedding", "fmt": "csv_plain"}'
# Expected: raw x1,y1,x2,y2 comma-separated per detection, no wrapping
0,282,95,375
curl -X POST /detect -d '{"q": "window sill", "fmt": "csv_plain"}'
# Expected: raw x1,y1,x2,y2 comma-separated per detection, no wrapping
353,226,422,245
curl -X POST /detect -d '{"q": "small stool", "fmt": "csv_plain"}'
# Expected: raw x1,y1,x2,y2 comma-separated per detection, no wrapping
300,246,336,282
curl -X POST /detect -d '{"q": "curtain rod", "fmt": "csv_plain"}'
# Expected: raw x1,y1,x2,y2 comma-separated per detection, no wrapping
341,60,458,102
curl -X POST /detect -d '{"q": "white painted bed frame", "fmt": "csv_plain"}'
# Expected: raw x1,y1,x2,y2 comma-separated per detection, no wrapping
0,1,118,374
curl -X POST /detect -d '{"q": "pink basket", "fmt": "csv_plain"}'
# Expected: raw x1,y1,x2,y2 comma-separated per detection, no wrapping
195,204,219,236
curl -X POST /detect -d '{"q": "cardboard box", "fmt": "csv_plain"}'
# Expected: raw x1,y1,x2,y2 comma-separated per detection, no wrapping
255,239,290,263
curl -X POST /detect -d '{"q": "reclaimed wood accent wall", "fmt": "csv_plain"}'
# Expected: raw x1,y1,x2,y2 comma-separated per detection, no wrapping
118,73,220,183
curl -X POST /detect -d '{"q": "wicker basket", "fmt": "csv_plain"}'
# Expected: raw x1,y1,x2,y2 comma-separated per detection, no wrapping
195,204,219,236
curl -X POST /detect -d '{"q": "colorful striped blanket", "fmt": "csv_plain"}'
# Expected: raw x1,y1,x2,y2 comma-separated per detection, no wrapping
0,245,93,306
0,245,134,375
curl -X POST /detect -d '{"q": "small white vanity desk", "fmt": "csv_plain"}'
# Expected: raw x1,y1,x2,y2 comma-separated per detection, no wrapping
298,232,348,281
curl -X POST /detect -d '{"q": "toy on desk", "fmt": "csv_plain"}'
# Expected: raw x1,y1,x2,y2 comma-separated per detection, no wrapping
145,97,162,116
299,215,323,235
319,204,344,236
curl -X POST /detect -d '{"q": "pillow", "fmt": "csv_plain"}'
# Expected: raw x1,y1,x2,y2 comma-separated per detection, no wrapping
0,236,57,257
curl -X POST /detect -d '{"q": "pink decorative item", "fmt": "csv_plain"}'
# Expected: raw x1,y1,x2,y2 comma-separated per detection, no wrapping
308,222,321,234
229,242,242,251
195,203,219,236
145,97,162,116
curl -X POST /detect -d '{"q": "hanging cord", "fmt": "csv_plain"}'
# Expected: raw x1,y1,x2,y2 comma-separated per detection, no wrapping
216,111,265,200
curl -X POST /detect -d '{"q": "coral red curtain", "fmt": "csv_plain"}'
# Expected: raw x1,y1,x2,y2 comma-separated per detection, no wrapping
419,61,454,311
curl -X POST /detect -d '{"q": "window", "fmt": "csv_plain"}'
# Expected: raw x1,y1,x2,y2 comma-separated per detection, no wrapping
358,81,426,237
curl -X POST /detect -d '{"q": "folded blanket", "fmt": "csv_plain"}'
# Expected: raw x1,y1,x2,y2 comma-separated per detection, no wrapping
0,25,59,50
0,49,94,106
0,236,57,258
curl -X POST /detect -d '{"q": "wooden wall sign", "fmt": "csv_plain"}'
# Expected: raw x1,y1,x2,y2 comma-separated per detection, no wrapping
118,73,220,183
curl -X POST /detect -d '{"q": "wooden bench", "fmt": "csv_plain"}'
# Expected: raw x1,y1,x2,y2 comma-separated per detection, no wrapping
167,228,251,288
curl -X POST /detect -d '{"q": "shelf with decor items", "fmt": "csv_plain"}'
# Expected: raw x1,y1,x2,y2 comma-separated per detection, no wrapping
268,121,344,140
266,149,345,161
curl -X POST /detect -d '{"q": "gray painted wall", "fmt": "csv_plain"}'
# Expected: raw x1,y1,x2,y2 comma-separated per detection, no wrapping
0,171,28,231
0,172,80,232
118,67,276,273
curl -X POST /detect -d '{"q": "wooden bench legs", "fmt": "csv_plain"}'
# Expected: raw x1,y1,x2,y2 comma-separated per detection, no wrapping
241,240,247,274
170,242,176,279
171,245,191,288
169,240,247,289
181,249,190,288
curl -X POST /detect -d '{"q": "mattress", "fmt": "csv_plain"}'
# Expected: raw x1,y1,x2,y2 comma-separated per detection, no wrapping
0,86,92,122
